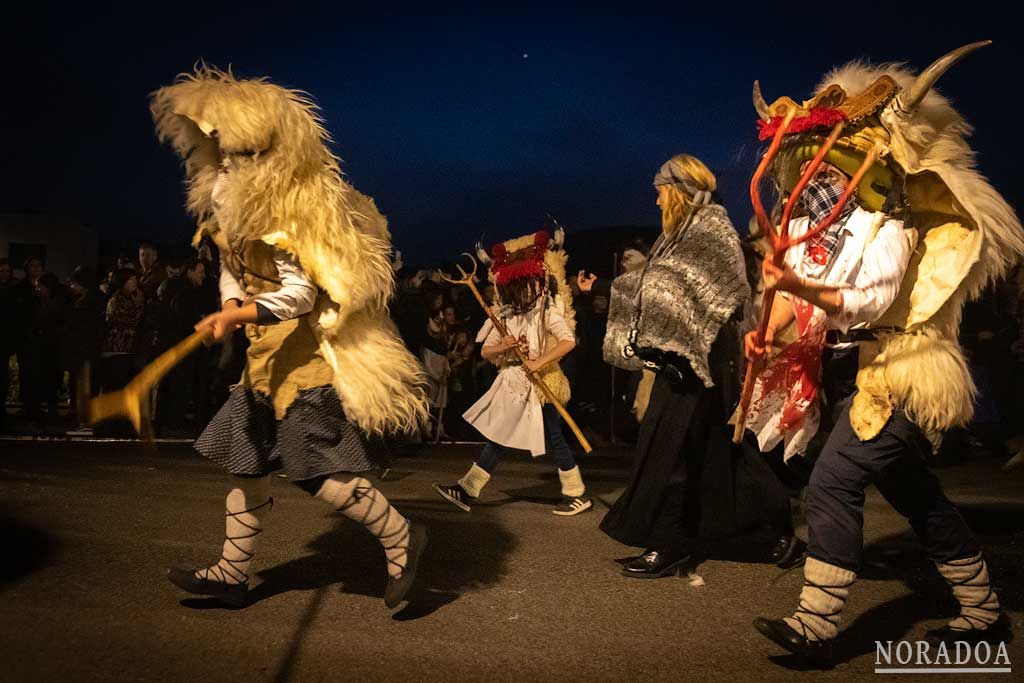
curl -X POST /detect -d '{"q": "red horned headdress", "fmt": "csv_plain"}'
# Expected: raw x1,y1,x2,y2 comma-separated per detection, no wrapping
487,231,551,286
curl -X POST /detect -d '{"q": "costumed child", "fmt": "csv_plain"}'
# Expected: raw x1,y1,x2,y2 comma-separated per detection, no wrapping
151,67,429,609
433,230,591,516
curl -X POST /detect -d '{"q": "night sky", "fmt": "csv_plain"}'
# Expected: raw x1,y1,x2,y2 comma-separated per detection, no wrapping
5,4,1021,266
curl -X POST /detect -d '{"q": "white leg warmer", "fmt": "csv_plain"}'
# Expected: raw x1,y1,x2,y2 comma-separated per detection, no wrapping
458,463,491,498
197,476,273,585
315,476,410,579
558,465,586,498
784,557,856,641
936,553,1001,631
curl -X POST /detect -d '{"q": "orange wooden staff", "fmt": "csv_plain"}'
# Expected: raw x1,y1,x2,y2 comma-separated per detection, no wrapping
732,104,884,443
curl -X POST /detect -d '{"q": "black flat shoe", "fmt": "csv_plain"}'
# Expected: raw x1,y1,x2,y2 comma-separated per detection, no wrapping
384,523,428,609
770,536,807,569
925,612,1013,648
753,617,835,666
621,549,691,579
167,567,248,608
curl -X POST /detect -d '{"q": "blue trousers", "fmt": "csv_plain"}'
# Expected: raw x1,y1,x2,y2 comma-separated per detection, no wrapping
477,404,576,473
806,397,981,572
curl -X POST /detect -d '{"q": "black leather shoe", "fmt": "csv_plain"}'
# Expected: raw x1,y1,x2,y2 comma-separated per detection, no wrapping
770,536,807,569
621,549,690,579
925,612,1013,648
384,523,428,608
753,617,835,666
167,567,248,608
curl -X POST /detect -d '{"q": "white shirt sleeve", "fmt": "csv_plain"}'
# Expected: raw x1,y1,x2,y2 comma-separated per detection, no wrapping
219,267,246,307
544,306,575,344
828,219,917,333
476,319,500,346
251,249,318,321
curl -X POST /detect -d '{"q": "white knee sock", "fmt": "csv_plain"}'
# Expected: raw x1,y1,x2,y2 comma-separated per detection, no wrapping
784,557,856,641
558,465,585,498
315,476,410,579
197,477,273,585
936,553,1001,630
458,463,491,498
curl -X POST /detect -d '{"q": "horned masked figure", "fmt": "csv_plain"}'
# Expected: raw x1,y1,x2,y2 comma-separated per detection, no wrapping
151,67,429,609
740,43,1021,664
434,229,592,516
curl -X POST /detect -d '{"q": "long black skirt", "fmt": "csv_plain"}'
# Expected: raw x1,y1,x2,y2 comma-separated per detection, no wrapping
599,366,790,552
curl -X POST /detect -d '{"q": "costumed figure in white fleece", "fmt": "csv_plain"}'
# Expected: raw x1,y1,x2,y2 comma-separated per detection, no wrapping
433,229,591,516
738,43,1021,664
151,67,429,609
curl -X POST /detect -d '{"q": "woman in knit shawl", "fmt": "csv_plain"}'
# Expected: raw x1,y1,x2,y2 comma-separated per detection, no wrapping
597,154,791,578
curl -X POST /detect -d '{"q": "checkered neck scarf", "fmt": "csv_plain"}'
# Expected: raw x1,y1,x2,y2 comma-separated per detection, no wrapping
800,173,858,276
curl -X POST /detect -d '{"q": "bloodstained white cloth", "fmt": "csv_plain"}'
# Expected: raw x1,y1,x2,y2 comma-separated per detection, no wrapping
744,208,916,459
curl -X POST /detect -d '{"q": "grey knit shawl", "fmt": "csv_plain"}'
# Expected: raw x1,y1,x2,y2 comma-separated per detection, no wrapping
603,204,750,388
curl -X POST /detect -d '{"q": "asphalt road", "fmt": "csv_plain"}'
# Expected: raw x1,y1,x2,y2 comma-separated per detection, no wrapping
0,439,1021,682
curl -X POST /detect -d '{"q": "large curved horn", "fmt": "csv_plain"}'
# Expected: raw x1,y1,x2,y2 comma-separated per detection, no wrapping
475,241,491,265
753,80,772,122
893,40,991,115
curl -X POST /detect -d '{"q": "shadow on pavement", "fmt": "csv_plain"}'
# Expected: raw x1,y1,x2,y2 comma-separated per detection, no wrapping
766,653,837,672
208,509,519,620
499,469,625,508
0,514,57,586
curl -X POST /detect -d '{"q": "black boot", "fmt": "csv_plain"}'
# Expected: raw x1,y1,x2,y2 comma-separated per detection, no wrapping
621,548,691,579
384,523,428,609
925,612,1013,648
167,567,248,608
770,536,807,569
753,617,835,666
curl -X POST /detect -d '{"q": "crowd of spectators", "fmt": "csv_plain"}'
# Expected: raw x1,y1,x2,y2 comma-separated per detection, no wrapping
0,242,225,436
3,233,1024,468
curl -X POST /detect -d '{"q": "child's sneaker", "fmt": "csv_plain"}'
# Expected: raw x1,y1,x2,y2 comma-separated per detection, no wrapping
553,496,592,516
433,482,473,512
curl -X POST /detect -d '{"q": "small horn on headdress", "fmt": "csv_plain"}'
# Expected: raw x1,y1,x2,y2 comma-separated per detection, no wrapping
553,226,565,249
893,40,991,116
753,80,772,122
475,241,492,265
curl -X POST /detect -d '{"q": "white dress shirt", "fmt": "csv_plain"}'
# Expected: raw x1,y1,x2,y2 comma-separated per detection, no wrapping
783,207,918,334
219,250,317,321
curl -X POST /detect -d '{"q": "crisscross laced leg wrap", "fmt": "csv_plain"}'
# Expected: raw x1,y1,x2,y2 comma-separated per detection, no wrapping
315,476,410,579
196,477,273,586
936,553,1001,631
783,557,856,641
